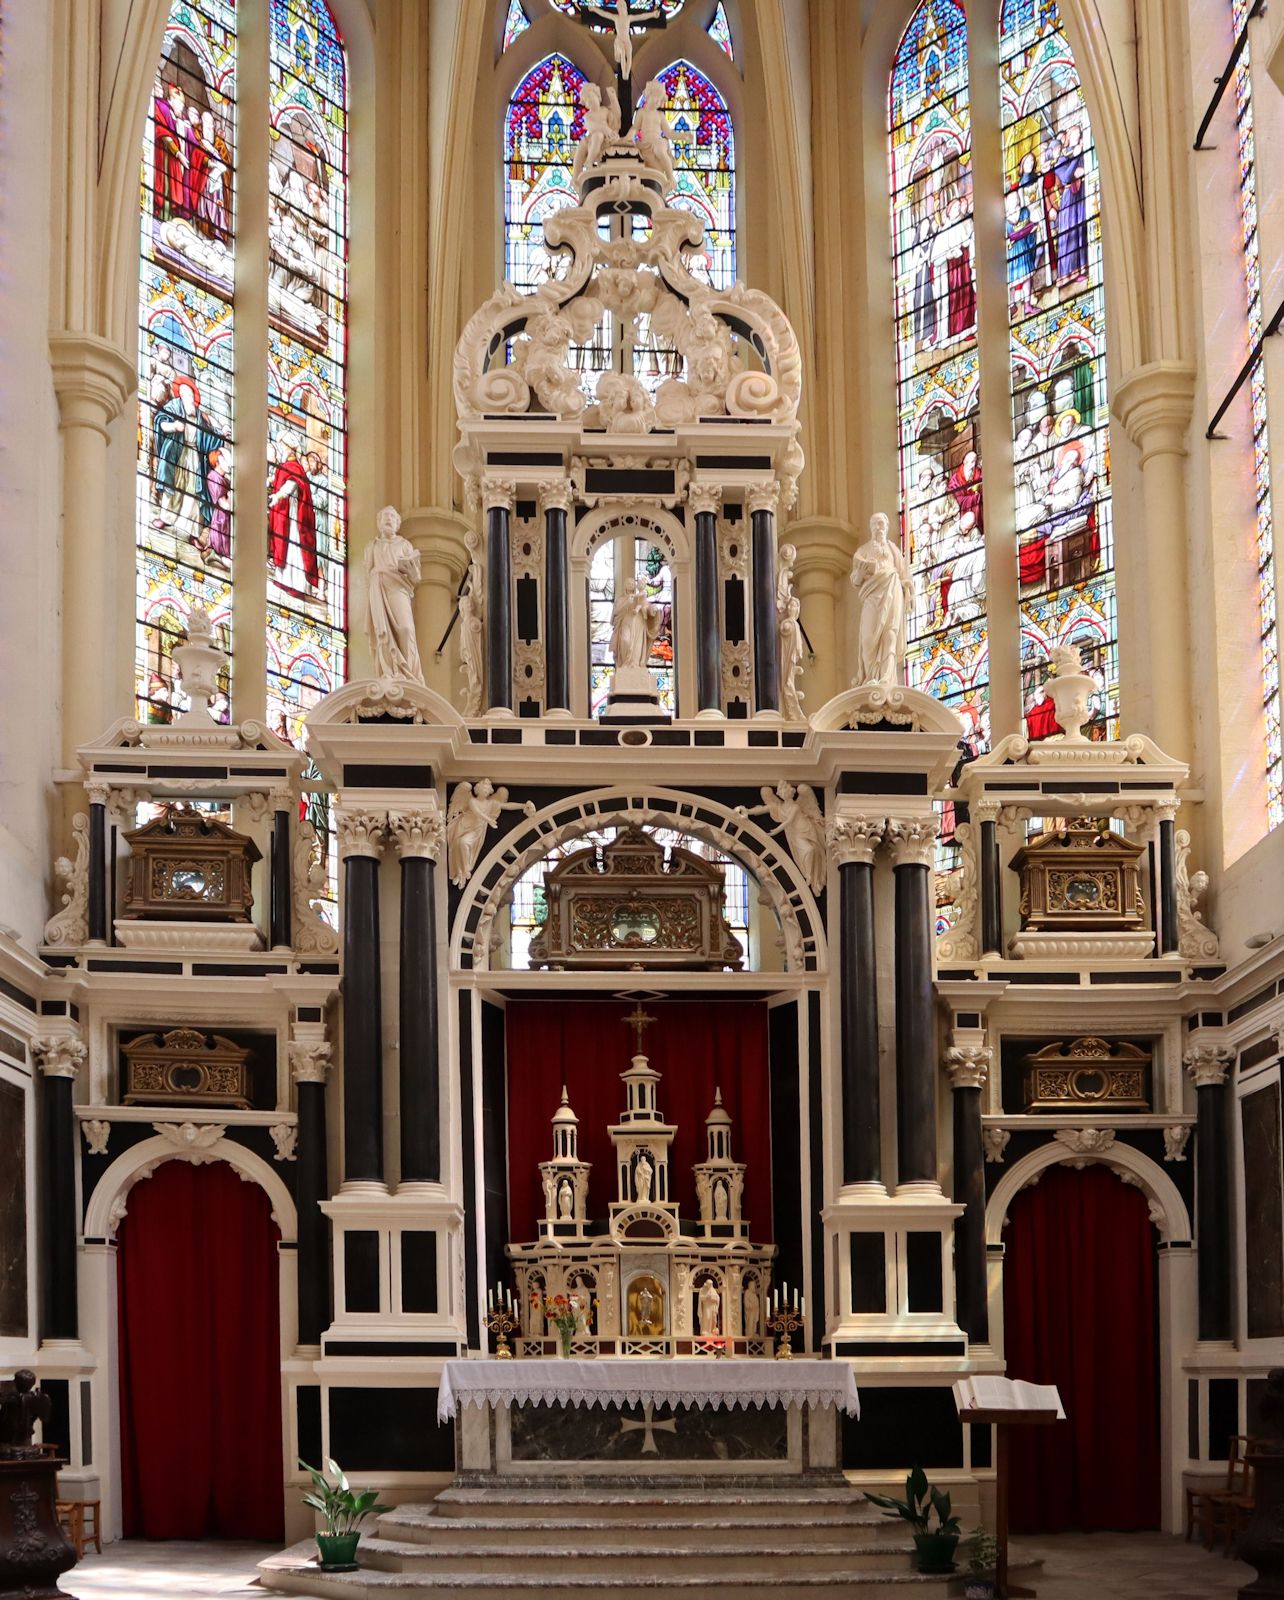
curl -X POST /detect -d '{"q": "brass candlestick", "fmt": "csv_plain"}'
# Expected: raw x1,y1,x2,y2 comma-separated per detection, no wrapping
485,1299,520,1360
767,1304,804,1360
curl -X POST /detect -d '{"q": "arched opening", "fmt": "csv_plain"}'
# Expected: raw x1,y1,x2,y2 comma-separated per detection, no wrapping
587,532,676,718
116,1158,285,1541
1001,1162,1161,1531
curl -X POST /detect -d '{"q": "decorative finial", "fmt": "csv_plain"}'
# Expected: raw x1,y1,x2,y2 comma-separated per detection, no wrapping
714,1086,723,1106
560,1084,569,1105
623,1002,656,1054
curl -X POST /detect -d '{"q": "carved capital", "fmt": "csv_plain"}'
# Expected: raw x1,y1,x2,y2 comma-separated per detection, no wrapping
268,785,295,814
1185,1044,1233,1088
746,482,780,517
387,808,445,862
336,809,387,860
289,1041,332,1085
826,815,885,867
687,482,721,517
48,331,137,436
885,815,939,868
33,1035,86,1079
481,476,517,513
972,799,1002,826
537,480,573,515
944,1043,992,1090
1110,360,1197,464
84,780,112,808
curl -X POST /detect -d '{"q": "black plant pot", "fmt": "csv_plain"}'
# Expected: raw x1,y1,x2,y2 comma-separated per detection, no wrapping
913,1530,960,1574
316,1532,360,1572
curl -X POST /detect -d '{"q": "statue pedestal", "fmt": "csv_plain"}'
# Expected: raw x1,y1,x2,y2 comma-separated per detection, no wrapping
0,1456,77,1600
601,665,670,726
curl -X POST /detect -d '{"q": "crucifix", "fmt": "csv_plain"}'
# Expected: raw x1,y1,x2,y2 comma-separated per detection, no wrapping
622,1002,656,1055
576,0,667,124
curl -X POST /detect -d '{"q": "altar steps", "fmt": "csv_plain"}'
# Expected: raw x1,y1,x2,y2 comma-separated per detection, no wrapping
374,1512,905,1548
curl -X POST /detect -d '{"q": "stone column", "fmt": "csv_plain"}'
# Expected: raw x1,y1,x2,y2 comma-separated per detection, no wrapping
337,808,387,1189
788,525,851,710
48,335,137,765
290,1038,332,1347
388,808,444,1188
1187,1045,1234,1342
829,815,886,1189
945,1042,991,1343
887,816,940,1194
748,484,781,716
34,1035,87,1343
84,780,110,946
483,477,516,714
1157,802,1179,957
974,801,1003,957
540,482,573,716
269,785,293,951
688,483,723,715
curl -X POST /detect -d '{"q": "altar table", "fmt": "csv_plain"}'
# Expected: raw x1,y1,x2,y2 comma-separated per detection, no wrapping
440,1358,859,1479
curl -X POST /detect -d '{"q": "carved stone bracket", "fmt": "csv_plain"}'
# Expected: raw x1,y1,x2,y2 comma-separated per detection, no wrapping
1175,828,1220,960
1185,1044,1233,1088
387,809,445,862
1163,1125,1192,1162
826,815,885,867
1053,1127,1117,1157
291,821,340,955
43,814,90,948
270,1124,298,1162
944,1042,992,1090
33,1036,87,1079
936,819,979,961
983,1126,1011,1164
81,1120,111,1156
151,1121,226,1156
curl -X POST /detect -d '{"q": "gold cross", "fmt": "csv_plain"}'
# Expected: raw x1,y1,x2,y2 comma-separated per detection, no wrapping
623,1003,656,1053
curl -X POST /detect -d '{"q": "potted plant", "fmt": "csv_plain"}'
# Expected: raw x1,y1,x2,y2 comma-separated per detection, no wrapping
963,1526,1000,1598
300,1458,391,1571
866,1465,962,1574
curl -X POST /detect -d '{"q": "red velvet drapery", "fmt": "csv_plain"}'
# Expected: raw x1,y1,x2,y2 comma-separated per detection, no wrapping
504,999,772,1244
117,1159,285,1540
1003,1162,1160,1532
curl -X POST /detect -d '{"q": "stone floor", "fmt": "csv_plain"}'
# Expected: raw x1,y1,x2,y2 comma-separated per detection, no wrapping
56,1532,1252,1599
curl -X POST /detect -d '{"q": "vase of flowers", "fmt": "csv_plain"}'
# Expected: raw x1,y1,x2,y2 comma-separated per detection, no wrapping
531,1290,591,1356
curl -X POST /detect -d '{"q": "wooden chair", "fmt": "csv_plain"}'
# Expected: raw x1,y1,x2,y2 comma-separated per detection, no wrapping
56,1498,102,1558
1186,1433,1241,1543
1217,1436,1264,1558
1191,1435,1258,1553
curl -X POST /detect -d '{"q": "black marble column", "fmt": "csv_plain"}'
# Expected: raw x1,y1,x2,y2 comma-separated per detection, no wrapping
948,1049,990,1343
485,494,513,712
293,1044,331,1345
543,493,570,714
397,831,441,1185
340,815,385,1185
1158,812,1179,956
837,828,882,1186
36,1039,83,1342
693,500,721,713
750,495,780,715
1191,1049,1233,1341
979,812,1002,956
270,800,292,950
891,821,938,1189
86,791,108,943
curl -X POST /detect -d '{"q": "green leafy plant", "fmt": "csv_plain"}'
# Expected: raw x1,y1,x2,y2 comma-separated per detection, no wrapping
866,1465,962,1537
967,1526,999,1574
299,1458,391,1538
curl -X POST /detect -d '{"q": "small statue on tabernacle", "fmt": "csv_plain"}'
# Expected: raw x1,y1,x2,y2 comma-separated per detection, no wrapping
558,1178,574,1220
714,1180,729,1222
634,1152,654,1203
698,1278,721,1337
743,1279,761,1337
0,1370,51,1459
542,1172,556,1219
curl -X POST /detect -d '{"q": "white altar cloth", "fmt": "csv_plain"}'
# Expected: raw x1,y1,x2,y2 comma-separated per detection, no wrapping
437,1358,859,1423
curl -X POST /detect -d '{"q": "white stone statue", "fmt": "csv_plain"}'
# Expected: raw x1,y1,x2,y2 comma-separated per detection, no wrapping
634,1151,654,1203
850,512,913,688
695,1171,712,1222
698,1278,721,1337
572,1290,592,1334
445,779,535,888
636,1281,656,1330
743,1279,761,1337
713,1180,729,1222
743,782,828,895
364,504,424,684
675,1263,691,1334
778,595,806,721
610,576,663,673
542,1171,556,1218
585,0,634,83
458,560,485,717
631,80,679,189
558,1178,574,1220
572,81,622,184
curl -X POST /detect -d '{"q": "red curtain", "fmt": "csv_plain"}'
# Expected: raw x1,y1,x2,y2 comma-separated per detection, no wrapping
117,1159,285,1540
505,999,772,1243
1003,1162,1160,1532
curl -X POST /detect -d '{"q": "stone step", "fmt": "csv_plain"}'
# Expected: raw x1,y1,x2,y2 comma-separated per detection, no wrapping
425,1487,875,1523
357,1534,917,1577
377,1511,904,1549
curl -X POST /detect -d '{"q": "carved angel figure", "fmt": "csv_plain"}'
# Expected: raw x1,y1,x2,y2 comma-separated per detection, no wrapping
743,782,827,895
445,779,534,888
571,82,622,184
631,80,680,189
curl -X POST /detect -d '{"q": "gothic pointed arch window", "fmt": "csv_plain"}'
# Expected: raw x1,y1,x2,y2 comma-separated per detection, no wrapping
888,0,1115,757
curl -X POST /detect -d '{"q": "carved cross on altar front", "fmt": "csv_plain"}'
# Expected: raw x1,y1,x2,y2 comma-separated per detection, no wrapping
623,1003,656,1055
618,1400,677,1455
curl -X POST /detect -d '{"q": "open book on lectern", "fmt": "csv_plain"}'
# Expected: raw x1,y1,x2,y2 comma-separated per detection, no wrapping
953,1376,1065,1417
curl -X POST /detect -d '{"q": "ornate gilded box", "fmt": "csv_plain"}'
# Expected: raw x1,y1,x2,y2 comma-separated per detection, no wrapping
529,827,743,971
1022,1035,1151,1112
122,1027,252,1108
121,804,260,922
1009,817,1145,932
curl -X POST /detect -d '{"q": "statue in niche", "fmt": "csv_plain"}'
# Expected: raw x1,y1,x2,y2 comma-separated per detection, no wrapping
675,1263,691,1333
695,1171,711,1221
850,512,914,688
572,1290,592,1335
558,1178,574,1220
610,577,663,674
698,1278,722,1337
572,82,622,184
714,1180,729,1222
364,504,424,684
458,559,485,716
542,1171,556,1218
741,782,828,895
633,1151,654,1203
628,1274,665,1335
743,1279,761,1337
445,779,535,888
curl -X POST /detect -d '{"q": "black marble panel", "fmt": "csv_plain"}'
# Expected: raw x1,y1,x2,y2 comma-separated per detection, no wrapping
1242,1083,1284,1337
509,1400,788,1463
0,1079,27,1337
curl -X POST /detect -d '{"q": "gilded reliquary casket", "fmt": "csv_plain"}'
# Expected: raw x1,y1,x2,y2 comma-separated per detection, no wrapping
122,1027,252,1108
1022,1035,1151,1112
121,804,260,922
1009,817,1145,932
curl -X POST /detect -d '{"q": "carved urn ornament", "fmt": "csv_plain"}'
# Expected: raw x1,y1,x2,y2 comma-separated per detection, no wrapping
122,1027,252,1109
121,804,260,922
1022,1036,1150,1112
1009,817,1145,933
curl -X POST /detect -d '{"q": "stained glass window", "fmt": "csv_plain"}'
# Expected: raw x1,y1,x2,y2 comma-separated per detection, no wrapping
647,61,735,290
889,2,988,755
503,0,530,50
549,0,684,22
1000,0,1116,742
588,537,676,717
708,2,733,59
1232,0,1281,826
506,54,588,295
136,0,238,724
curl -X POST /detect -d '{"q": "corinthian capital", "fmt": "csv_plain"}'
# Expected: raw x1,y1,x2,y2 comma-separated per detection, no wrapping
481,476,517,513
687,482,721,517
289,1041,332,1085
885,815,939,868
336,809,387,860
388,808,445,862
944,1043,992,1090
1184,1044,1233,1088
746,482,780,517
33,1034,87,1080
826,815,885,867
537,480,573,515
